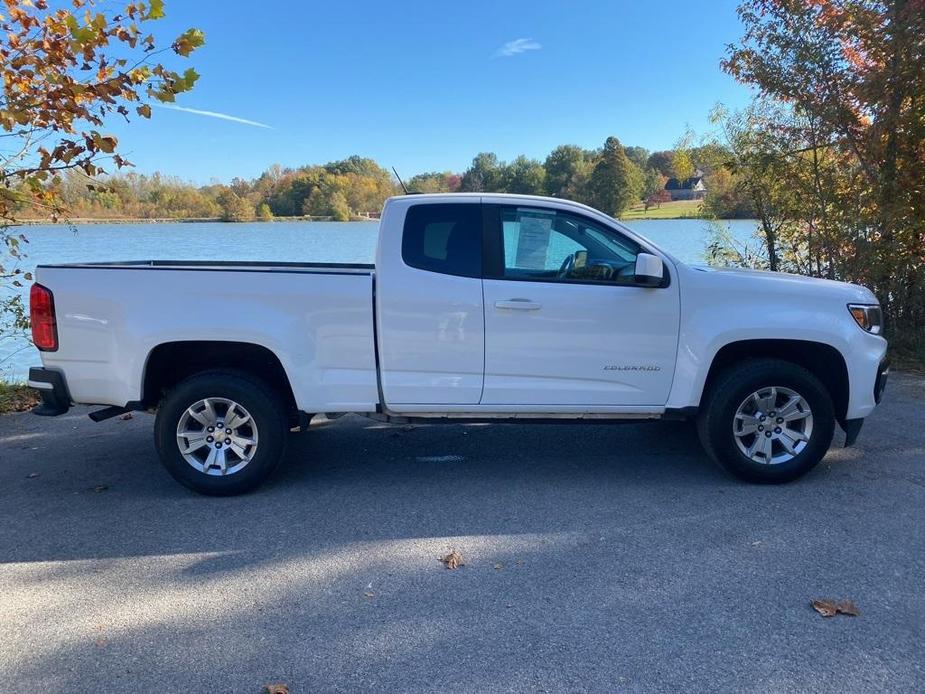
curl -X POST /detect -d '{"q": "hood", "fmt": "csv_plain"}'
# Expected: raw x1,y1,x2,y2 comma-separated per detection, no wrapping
685,264,879,304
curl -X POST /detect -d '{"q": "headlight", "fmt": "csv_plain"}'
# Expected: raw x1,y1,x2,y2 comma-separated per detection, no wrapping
848,304,883,335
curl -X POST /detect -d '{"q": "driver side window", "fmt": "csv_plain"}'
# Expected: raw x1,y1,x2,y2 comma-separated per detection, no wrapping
499,207,640,284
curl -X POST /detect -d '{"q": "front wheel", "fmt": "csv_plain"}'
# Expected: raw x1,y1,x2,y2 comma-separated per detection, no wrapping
154,370,288,495
697,359,836,484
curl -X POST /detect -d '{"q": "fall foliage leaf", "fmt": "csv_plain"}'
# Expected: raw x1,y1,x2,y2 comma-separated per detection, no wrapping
811,599,860,618
0,0,204,342
146,0,166,20
440,551,464,569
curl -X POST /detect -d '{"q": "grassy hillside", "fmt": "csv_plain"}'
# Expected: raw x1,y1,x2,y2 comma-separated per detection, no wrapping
619,200,704,220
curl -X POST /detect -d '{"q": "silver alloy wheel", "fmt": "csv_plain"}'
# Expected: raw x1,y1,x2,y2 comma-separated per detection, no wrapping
733,386,814,465
176,397,259,476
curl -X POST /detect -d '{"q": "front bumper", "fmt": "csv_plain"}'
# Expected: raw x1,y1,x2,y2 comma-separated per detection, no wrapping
28,367,71,416
841,357,889,447
874,358,889,404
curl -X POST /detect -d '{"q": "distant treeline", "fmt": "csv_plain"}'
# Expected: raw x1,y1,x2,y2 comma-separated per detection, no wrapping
14,136,754,222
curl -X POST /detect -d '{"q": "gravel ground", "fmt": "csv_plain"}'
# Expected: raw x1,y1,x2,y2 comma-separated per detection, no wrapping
0,373,923,693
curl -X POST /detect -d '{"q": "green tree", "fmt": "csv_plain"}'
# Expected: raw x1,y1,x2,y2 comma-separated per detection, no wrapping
646,151,675,177
642,167,665,201
460,153,503,192
623,146,650,171
256,202,273,220
501,155,546,195
589,137,636,216
543,145,594,200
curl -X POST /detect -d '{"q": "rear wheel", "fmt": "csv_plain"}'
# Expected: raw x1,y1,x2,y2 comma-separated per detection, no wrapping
697,359,835,484
154,370,288,495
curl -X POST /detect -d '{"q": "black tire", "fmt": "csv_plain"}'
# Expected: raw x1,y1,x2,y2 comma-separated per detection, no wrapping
697,359,835,484
154,370,288,495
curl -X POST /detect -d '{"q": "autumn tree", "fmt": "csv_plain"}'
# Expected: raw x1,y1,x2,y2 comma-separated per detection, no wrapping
328,191,350,222
724,0,925,353
406,171,461,193
216,188,254,222
671,131,696,182
0,0,203,346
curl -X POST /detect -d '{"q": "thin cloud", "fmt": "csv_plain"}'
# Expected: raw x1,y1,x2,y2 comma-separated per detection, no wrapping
154,103,272,129
493,38,542,58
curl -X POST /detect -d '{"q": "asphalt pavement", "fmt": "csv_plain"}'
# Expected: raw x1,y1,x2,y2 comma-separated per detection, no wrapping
1,374,923,693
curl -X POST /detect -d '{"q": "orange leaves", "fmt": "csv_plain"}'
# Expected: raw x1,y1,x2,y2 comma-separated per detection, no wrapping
0,0,203,227
89,132,117,154
811,599,860,618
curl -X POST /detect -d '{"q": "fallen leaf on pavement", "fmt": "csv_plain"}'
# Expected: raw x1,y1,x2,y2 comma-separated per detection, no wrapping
92,485,108,493
811,599,860,617
441,551,464,569
363,591,375,598
261,685,289,694
119,412,133,420
494,563,504,570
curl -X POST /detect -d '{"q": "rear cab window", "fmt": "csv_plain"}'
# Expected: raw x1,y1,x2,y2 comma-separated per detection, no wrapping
401,203,482,278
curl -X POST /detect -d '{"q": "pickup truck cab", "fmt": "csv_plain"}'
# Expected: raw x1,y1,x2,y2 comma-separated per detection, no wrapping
28,193,889,494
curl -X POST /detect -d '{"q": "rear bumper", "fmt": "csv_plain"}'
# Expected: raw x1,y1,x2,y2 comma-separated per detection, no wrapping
28,367,71,416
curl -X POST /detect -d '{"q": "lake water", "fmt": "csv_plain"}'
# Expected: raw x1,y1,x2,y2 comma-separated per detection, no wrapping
1,218,758,381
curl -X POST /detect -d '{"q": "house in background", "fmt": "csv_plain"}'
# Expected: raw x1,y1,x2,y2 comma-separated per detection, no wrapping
664,171,707,201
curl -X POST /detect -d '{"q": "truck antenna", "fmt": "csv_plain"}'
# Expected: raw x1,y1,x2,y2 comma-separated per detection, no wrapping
392,167,409,195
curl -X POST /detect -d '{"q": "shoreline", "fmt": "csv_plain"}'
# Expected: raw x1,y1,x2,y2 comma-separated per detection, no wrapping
11,214,750,226
14,215,381,225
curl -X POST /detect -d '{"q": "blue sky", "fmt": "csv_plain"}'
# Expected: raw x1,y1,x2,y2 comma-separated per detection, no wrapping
108,1,753,183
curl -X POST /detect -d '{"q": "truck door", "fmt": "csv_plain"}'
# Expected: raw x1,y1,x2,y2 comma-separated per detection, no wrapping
375,199,485,405
480,204,680,407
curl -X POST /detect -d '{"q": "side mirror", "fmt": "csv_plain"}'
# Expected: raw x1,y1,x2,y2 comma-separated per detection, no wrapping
634,253,664,287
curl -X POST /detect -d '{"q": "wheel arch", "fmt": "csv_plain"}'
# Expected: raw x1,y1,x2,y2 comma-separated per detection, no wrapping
140,340,298,415
699,339,850,422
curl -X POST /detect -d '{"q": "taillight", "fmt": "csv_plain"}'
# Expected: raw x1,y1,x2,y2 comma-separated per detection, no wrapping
30,283,58,351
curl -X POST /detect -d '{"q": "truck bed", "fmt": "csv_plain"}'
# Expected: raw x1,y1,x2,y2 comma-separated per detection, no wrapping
34,260,380,413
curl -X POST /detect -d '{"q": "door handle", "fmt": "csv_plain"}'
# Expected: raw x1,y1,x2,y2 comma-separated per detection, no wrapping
495,299,542,311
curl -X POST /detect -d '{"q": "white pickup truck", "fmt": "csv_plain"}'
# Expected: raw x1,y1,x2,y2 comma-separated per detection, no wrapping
27,193,889,494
